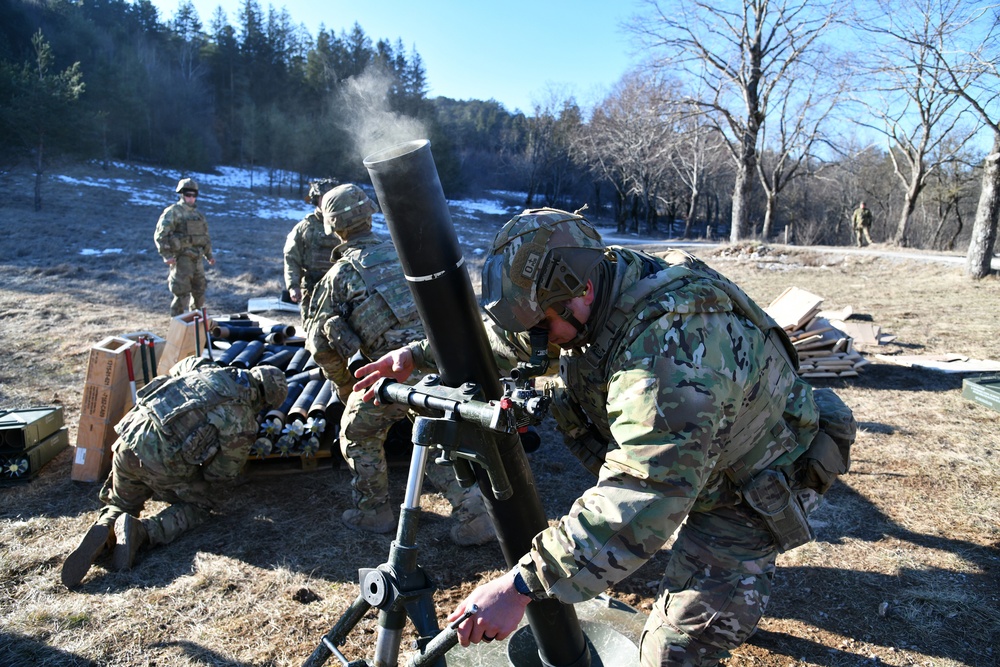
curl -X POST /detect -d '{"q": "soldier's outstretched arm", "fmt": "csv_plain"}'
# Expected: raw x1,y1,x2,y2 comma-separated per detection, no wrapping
352,347,414,403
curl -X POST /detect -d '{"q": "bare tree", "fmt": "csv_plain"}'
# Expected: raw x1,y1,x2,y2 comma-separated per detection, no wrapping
850,0,983,247
755,56,842,241
630,0,835,242
670,106,727,238
909,1,999,277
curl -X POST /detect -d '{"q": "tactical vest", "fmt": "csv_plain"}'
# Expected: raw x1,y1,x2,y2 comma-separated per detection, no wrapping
123,367,256,461
343,238,421,354
561,248,804,483
303,214,338,282
173,204,210,254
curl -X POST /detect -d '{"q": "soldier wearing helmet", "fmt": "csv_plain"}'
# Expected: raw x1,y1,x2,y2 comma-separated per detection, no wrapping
154,178,215,316
282,178,340,315
303,184,495,546
355,207,855,665
62,357,288,587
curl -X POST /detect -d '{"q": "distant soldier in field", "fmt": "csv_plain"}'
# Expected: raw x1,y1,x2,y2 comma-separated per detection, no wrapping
304,184,495,546
154,178,215,316
61,357,288,587
852,201,873,247
283,178,340,317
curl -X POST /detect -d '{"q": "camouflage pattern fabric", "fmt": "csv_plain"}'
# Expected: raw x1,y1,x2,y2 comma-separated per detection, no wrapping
283,210,340,315
154,198,213,316
852,207,873,247
501,247,823,665
305,230,488,519
96,357,266,547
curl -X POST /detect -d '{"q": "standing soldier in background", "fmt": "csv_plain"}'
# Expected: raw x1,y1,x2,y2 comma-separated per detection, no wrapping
283,178,340,317
852,201,874,247
154,178,215,316
304,183,495,546
61,357,288,587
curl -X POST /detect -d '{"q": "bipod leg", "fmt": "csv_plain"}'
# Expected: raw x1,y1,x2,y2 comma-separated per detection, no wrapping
369,443,444,667
302,593,373,667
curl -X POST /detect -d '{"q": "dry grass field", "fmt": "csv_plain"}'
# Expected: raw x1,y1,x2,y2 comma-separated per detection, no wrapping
1,161,998,667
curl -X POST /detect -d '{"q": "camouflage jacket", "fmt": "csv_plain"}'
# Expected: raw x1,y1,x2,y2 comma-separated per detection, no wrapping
305,231,424,389
154,199,213,261
411,248,820,603
113,357,262,484
852,207,873,229
282,210,339,292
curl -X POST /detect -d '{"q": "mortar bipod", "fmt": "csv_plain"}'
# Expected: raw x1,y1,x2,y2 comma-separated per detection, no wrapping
303,443,460,667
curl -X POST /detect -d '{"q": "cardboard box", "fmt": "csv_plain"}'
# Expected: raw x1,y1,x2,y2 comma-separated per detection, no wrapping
71,414,121,482
81,382,133,421
160,311,213,372
0,406,65,452
121,331,166,388
84,336,134,387
1,427,69,484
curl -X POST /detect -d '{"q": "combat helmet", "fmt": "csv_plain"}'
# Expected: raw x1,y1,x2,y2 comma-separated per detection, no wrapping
175,178,199,194
482,208,606,332
321,184,378,235
306,178,339,205
249,366,288,408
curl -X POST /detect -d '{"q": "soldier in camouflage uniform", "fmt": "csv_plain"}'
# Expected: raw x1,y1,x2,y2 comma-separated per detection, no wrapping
283,178,340,316
304,184,495,546
61,357,288,587
154,178,215,316
354,208,855,665
852,201,874,247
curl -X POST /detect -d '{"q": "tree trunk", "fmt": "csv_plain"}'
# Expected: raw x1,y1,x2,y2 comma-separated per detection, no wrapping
966,136,1000,280
762,194,776,240
893,170,923,247
731,163,752,243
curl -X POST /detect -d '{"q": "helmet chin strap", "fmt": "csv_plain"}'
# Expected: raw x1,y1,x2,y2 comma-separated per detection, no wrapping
556,303,590,349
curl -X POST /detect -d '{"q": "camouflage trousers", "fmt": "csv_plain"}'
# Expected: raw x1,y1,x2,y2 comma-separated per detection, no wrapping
854,225,873,247
339,387,486,516
168,253,208,316
97,441,213,547
639,502,778,667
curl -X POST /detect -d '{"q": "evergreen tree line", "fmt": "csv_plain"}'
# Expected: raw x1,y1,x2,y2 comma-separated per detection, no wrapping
0,0,997,274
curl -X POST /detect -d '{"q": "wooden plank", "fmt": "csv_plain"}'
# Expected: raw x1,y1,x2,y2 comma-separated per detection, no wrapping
765,287,825,331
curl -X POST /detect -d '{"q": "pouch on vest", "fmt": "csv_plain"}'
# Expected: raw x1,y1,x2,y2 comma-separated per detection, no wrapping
322,315,363,359
179,422,220,465
742,468,815,552
801,388,856,494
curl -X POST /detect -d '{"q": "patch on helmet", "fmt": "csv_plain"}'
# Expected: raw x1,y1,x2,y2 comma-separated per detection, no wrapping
511,242,545,288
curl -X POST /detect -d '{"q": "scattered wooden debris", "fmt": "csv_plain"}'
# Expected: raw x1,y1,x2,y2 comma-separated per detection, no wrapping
874,354,1000,373
764,287,873,378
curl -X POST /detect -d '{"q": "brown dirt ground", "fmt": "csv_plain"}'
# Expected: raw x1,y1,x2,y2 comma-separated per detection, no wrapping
1,161,998,667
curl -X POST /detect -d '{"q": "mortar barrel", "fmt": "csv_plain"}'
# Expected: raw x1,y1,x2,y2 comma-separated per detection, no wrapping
364,138,589,667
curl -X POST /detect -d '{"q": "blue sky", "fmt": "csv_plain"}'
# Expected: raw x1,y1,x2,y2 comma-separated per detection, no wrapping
148,0,642,114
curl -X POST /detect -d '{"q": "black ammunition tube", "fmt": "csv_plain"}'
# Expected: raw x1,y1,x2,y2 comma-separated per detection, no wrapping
218,340,249,366
230,340,265,369
285,348,312,375
364,139,588,667
309,380,334,419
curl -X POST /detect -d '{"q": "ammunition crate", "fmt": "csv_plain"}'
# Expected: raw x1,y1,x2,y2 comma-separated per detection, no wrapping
71,414,120,483
1,427,69,484
160,311,214,372
121,331,166,388
0,406,65,452
962,375,1000,414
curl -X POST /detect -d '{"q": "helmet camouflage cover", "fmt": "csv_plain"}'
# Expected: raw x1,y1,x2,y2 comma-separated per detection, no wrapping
482,208,606,332
248,366,288,408
175,178,199,193
306,178,339,204
321,183,378,234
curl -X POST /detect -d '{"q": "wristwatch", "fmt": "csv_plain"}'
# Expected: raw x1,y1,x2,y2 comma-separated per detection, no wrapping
512,569,545,602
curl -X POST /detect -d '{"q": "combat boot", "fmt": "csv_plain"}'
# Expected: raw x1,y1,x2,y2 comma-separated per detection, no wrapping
341,503,395,534
112,513,149,571
449,496,497,547
61,523,116,588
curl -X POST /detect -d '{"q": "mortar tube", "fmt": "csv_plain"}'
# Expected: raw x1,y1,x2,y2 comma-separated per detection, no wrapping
218,340,249,366
212,325,266,341
229,340,266,369
364,138,589,667
270,323,296,338
259,348,295,371
264,331,287,345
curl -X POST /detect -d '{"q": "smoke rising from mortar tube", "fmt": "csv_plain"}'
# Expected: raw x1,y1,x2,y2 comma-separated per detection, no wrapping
338,67,429,161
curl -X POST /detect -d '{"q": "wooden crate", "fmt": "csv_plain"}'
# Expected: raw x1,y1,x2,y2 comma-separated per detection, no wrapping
73,336,134,483
121,331,166,387
160,311,214,372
